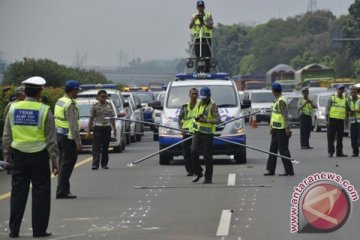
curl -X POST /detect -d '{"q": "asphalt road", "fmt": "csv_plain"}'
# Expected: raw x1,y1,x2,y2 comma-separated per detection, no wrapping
0,125,359,240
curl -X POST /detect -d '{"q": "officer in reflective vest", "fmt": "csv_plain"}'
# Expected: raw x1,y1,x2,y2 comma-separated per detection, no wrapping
54,80,82,199
298,87,316,149
189,0,213,73
326,85,348,157
191,87,221,184
2,76,59,238
264,82,294,176
347,86,360,157
178,88,199,176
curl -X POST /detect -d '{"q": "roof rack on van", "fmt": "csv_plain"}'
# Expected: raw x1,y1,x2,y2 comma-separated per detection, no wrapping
175,72,229,81
80,84,117,90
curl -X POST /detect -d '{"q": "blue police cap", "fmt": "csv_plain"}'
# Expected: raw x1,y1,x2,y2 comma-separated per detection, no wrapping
65,80,80,91
272,82,282,91
336,84,345,89
199,87,211,99
197,0,205,6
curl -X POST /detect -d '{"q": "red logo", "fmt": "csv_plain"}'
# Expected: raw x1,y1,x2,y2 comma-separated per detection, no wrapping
301,183,350,232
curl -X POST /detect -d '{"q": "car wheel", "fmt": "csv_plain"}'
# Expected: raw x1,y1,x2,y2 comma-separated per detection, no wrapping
234,146,246,164
131,134,136,143
153,131,159,141
126,133,131,144
136,133,141,141
315,119,321,132
159,145,172,165
113,143,122,153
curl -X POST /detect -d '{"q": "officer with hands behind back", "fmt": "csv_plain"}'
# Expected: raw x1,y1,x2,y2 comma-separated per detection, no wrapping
2,76,60,238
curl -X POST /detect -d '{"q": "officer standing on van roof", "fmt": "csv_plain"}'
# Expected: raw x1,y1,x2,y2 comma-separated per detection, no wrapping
191,87,221,184
298,87,316,149
54,80,82,199
347,85,360,157
178,88,199,176
87,90,116,170
326,84,348,157
264,82,294,176
2,76,59,238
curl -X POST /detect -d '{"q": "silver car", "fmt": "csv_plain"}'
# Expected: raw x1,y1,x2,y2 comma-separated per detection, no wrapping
121,92,144,142
77,98,126,153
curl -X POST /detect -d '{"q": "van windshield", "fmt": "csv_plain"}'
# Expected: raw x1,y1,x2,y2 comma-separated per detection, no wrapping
166,85,238,108
251,92,274,103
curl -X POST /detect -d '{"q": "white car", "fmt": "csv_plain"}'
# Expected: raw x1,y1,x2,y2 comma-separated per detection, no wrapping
121,92,144,142
77,98,126,153
243,89,274,123
152,91,166,141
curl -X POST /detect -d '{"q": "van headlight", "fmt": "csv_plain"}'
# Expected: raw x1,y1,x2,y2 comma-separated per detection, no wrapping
231,120,244,134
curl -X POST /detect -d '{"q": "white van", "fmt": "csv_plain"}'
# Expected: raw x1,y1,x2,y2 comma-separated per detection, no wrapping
156,73,250,165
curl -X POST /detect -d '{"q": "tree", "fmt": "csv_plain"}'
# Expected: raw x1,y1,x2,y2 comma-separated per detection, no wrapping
237,54,256,75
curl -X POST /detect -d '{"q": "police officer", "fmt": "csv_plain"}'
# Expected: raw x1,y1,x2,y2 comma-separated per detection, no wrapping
189,0,213,73
191,87,221,184
298,87,316,149
178,88,199,176
2,76,59,238
347,86,360,157
264,82,294,176
87,90,116,170
326,85,348,157
55,80,82,199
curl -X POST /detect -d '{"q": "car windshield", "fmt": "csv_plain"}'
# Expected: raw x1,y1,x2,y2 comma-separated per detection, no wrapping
133,93,153,103
166,85,238,108
319,95,331,107
251,92,274,103
78,103,92,118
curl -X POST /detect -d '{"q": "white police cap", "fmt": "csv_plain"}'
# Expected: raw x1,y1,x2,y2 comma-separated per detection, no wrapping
22,76,46,86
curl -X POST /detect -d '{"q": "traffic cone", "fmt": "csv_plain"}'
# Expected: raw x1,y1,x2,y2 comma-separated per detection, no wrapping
251,115,258,128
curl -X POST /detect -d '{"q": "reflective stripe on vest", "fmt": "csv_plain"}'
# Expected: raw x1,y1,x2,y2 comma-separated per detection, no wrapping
54,96,79,139
192,12,213,39
299,98,312,116
182,101,199,133
329,95,346,120
193,100,216,134
9,101,49,153
348,97,360,123
270,96,286,129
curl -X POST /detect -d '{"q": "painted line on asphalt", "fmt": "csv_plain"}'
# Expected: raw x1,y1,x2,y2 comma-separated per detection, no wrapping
216,209,233,236
134,184,272,189
227,173,236,186
0,156,92,201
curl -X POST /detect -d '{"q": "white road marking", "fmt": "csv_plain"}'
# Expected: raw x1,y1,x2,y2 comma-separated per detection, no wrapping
227,173,236,186
216,210,233,236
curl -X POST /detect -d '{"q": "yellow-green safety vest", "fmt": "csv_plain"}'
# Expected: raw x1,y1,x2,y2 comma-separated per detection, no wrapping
299,98,313,116
348,96,360,124
193,100,216,134
192,12,213,39
9,101,49,153
329,95,346,120
54,96,80,139
270,96,286,129
181,101,199,133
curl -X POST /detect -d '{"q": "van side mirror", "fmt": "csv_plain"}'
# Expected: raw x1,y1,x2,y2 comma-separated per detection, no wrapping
241,99,251,109
123,102,129,108
150,101,163,110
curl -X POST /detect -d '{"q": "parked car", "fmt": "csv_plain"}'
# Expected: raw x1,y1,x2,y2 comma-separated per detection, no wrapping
77,84,132,144
151,91,166,141
77,98,126,153
243,89,274,123
121,92,144,142
132,91,155,127
283,92,302,127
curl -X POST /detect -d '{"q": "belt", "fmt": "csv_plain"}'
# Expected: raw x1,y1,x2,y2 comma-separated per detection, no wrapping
95,123,111,127
56,127,69,135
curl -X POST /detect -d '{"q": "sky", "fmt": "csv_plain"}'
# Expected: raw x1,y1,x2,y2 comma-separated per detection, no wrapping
0,0,355,67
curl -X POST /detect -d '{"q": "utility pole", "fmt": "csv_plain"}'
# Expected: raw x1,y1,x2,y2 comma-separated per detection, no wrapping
307,0,317,12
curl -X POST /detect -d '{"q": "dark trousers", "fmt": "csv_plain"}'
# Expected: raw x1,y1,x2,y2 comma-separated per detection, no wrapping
300,114,312,147
266,129,294,174
10,149,50,235
350,123,360,156
194,38,212,73
92,126,111,168
56,134,78,197
327,118,345,155
182,134,193,174
191,132,214,180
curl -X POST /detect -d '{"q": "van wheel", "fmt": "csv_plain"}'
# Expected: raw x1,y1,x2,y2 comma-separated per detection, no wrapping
153,133,159,141
122,138,126,151
234,146,246,164
136,133,141,141
113,143,122,153
131,135,136,143
126,133,131,144
159,146,172,165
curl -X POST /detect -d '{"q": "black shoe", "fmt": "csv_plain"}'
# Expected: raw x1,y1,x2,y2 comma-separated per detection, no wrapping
92,166,98,170
33,232,52,237
56,193,77,199
336,154,348,157
328,153,333,158
278,173,295,176
352,154,359,157
306,146,313,149
9,233,19,238
264,172,275,176
192,173,203,183
102,166,109,169
186,172,194,176
203,179,212,184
